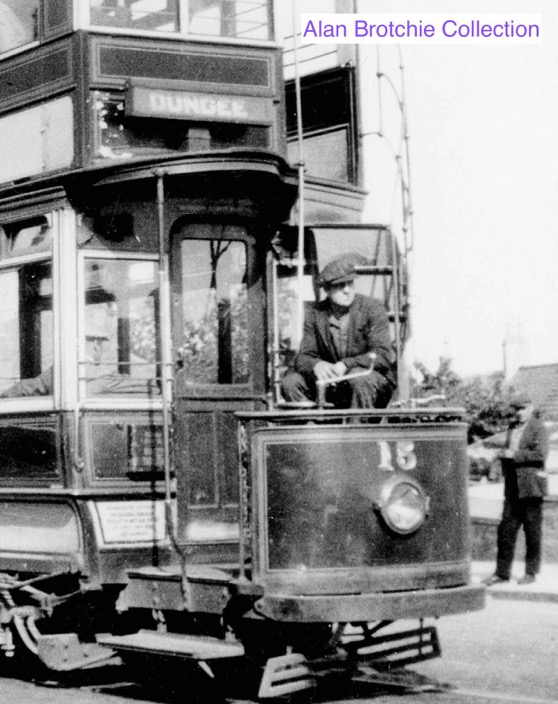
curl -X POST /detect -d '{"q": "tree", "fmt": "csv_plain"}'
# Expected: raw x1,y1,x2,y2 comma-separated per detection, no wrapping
412,357,519,442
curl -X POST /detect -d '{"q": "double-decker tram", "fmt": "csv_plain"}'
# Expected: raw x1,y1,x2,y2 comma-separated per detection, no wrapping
0,0,484,697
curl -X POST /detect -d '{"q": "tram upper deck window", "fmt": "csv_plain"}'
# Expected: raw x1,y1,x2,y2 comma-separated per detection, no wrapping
188,0,271,40
90,0,178,32
82,258,161,396
88,0,272,40
287,127,351,183
178,236,249,385
95,94,269,160
0,1,39,55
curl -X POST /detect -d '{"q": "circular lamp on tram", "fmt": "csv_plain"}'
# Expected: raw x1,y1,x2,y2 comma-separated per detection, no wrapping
376,476,429,535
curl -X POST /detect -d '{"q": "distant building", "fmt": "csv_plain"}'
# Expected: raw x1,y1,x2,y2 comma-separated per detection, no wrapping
511,364,558,421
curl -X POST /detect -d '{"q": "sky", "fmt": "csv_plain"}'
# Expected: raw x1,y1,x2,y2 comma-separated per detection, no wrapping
351,0,558,378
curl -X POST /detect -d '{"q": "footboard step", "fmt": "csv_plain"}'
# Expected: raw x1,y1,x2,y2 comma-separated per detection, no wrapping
258,653,316,699
349,625,441,668
37,634,116,672
98,630,244,661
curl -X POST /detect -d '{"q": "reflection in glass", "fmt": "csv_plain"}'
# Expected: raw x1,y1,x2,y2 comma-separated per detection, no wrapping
180,238,249,385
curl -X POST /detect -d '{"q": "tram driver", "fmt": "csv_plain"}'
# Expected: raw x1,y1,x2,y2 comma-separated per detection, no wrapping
281,256,396,409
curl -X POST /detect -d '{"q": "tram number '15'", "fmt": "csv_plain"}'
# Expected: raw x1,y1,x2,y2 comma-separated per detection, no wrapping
378,440,417,472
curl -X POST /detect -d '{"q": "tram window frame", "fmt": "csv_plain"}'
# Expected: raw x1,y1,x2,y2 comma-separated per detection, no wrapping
82,0,273,43
0,216,55,404
78,251,162,400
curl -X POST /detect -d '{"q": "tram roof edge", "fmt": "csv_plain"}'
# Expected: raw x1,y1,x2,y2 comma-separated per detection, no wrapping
0,149,297,203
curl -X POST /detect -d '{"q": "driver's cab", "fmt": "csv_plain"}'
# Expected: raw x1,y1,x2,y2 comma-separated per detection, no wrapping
270,224,408,407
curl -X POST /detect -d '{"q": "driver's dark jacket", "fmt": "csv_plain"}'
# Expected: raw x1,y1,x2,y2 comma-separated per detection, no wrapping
294,293,396,387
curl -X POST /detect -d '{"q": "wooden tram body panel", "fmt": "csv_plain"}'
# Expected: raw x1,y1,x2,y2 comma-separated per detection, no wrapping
241,410,484,623
0,150,298,579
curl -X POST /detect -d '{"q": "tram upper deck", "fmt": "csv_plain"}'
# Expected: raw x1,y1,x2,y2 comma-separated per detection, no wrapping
0,1,283,187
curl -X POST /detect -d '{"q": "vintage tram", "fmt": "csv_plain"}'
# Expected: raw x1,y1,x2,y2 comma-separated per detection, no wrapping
0,0,484,697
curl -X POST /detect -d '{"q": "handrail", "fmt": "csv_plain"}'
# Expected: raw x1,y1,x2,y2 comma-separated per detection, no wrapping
315,353,377,408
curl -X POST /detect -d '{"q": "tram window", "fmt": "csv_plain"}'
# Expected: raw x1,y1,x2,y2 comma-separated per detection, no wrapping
90,420,164,479
0,262,53,398
0,421,59,480
179,238,249,385
287,127,350,183
82,258,160,396
188,0,271,40
312,227,398,309
0,0,39,55
273,228,318,363
89,0,178,32
88,0,272,40
1,216,51,259
286,67,357,185
94,95,269,160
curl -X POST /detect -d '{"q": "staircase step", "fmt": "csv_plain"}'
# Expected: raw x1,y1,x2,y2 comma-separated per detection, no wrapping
98,630,244,660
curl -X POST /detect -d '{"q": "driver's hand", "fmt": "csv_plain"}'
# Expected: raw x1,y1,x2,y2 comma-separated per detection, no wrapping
313,361,338,381
332,361,348,377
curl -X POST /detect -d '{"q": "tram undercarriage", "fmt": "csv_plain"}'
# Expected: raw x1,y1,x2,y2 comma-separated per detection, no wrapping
0,564,455,697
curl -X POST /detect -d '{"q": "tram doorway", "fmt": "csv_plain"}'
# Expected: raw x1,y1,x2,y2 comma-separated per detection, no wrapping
170,222,266,559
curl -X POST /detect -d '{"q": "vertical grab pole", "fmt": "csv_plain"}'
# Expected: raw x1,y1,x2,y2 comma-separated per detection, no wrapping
155,171,174,537
291,0,306,349
389,228,404,398
156,172,191,608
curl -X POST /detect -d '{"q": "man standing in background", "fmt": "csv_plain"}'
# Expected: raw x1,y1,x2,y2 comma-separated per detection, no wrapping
485,394,549,585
